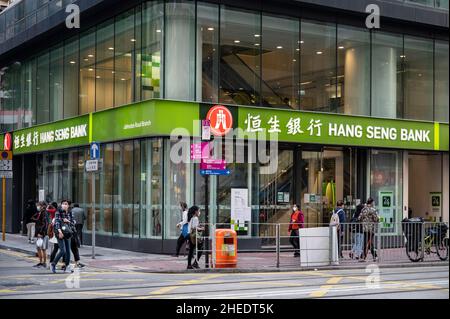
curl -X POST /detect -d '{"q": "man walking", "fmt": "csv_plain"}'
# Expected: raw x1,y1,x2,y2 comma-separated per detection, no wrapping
71,204,86,246
289,204,304,257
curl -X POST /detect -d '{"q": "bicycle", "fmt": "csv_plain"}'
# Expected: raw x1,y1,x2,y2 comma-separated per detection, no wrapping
403,222,448,262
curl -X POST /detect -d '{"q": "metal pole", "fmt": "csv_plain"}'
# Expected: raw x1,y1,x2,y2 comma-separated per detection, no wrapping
205,174,209,268
2,177,6,241
276,223,280,268
92,172,96,259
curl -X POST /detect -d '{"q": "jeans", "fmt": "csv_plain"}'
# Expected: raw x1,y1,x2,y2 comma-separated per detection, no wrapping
71,236,80,262
187,235,203,267
352,233,364,258
52,237,70,266
26,223,35,241
289,230,300,255
175,234,188,256
76,224,83,245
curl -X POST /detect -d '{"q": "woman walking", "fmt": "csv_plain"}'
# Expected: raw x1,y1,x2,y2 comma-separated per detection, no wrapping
50,200,74,273
187,206,204,270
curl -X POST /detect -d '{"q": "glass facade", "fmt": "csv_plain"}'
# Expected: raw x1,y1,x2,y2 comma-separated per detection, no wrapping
1,1,448,132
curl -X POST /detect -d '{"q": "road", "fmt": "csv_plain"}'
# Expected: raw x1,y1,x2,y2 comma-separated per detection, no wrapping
0,248,448,299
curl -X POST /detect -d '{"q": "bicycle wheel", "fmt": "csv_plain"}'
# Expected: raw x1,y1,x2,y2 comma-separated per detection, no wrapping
436,238,449,261
405,240,422,262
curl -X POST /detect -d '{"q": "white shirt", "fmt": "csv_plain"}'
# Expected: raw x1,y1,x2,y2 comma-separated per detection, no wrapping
188,216,199,232
177,210,188,228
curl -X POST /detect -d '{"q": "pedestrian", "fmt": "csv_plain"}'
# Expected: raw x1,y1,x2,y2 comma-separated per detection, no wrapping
50,200,74,273
332,200,346,259
24,199,37,244
187,206,204,269
71,203,86,246
358,197,379,262
46,203,57,220
33,201,50,268
173,202,189,257
289,204,304,257
349,203,364,260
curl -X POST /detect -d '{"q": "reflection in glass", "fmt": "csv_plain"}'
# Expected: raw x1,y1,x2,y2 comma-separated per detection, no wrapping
435,41,449,122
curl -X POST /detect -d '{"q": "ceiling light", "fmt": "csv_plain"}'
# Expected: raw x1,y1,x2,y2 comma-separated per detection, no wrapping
88,54,94,58
338,46,345,49
300,41,304,44
276,46,283,49
254,34,260,37
207,27,214,31
400,55,406,58
131,38,136,42
108,47,114,50
254,43,260,46
234,40,240,43
292,59,297,62
96,75,101,79
121,78,126,81
83,58,89,61
88,68,94,72
156,29,162,33
316,51,323,55
296,48,300,51
69,61,76,64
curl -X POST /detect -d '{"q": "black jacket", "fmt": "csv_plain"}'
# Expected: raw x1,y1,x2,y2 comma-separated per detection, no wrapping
24,203,37,224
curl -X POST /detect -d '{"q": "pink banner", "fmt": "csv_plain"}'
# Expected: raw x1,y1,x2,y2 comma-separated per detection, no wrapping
200,159,226,170
190,142,210,160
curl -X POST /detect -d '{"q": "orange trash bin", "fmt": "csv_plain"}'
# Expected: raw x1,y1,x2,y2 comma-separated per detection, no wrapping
215,229,237,268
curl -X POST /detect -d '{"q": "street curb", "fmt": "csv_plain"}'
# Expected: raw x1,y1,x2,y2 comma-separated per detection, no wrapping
1,243,448,274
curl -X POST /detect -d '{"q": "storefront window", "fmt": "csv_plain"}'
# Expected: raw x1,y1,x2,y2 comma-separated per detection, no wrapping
371,31,403,119
197,2,219,103
369,150,403,235
96,19,114,111
64,37,79,118
337,25,370,116
219,7,261,106
79,28,96,115
22,58,36,128
140,0,164,100
113,141,134,237
300,20,337,113
435,40,449,123
49,45,63,121
404,36,433,121
36,52,49,124
140,139,163,238
114,9,135,107
261,14,300,109
164,139,193,239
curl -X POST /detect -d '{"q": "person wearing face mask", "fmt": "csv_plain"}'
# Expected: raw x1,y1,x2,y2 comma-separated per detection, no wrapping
50,200,74,273
33,202,50,268
187,206,204,269
288,204,304,257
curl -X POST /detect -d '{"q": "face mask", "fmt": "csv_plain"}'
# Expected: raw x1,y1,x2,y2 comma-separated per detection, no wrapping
198,211,201,217
37,206,41,211
293,207,297,211
62,204,69,210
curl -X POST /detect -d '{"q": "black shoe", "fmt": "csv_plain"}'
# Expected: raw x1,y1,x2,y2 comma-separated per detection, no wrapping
187,265,194,269
33,263,42,268
61,265,67,272
77,263,85,268
193,262,200,269
294,253,300,257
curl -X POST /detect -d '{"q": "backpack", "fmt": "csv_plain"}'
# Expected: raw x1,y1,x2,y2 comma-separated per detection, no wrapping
181,223,189,238
330,212,340,228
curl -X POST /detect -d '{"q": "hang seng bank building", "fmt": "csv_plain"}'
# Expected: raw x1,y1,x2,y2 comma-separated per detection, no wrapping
0,0,448,253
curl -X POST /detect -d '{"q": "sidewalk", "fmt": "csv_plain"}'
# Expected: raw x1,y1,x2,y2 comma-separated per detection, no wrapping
1,233,448,273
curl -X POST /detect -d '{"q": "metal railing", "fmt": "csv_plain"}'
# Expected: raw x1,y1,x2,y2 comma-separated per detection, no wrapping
189,220,449,269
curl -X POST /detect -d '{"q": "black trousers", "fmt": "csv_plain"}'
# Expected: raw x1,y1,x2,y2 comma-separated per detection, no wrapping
364,231,377,259
187,235,203,267
76,224,83,245
50,238,80,263
289,230,300,255
175,234,188,256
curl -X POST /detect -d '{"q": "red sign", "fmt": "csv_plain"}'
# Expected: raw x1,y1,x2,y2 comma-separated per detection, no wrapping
3,133,12,151
200,159,227,170
206,105,233,136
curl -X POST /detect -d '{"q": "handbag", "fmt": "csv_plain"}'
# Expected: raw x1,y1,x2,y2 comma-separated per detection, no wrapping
61,223,73,239
189,228,203,245
181,223,189,238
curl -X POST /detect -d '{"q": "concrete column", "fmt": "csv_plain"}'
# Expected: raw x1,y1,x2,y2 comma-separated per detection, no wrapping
344,46,370,116
372,46,397,118
165,2,195,100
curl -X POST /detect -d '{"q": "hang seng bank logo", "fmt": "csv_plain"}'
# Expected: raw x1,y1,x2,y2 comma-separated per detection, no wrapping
207,105,233,136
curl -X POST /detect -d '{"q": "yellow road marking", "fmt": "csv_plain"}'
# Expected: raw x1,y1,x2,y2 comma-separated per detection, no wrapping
326,277,343,284
72,291,133,297
0,289,16,294
310,277,343,298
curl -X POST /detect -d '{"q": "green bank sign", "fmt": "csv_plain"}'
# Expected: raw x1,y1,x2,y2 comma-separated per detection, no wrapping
9,99,449,154
238,107,448,151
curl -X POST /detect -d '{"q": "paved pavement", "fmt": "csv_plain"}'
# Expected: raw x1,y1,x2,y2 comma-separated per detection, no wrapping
0,248,448,299
0,233,448,273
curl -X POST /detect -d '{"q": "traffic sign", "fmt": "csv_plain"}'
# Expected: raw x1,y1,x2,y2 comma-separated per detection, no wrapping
90,142,100,160
0,171,12,178
200,159,226,170
85,159,99,172
200,169,231,176
1,151,12,160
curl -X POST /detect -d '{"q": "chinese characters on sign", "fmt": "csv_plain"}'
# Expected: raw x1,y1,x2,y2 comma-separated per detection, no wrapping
13,124,88,151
